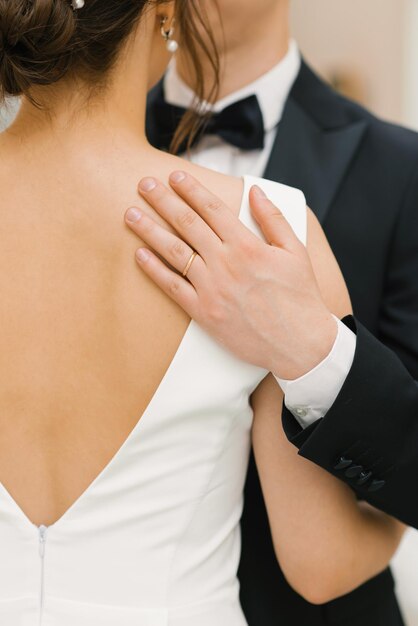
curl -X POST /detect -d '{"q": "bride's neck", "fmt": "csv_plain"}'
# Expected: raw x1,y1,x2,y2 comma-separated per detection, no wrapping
7,46,151,153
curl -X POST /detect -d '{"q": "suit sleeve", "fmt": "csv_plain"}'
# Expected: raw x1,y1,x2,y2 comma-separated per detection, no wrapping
283,169,418,528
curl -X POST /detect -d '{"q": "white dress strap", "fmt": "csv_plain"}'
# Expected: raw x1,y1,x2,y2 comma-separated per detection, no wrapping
239,175,307,246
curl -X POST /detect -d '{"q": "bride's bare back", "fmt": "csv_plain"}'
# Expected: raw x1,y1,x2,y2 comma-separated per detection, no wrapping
0,129,243,526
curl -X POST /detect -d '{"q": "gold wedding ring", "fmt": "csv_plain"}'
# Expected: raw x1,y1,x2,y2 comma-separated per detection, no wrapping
182,251,198,277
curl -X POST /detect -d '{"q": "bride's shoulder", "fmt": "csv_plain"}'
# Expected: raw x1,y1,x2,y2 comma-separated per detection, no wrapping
181,160,244,217
161,152,307,236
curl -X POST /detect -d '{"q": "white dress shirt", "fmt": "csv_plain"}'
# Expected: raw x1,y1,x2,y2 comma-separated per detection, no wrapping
164,41,356,427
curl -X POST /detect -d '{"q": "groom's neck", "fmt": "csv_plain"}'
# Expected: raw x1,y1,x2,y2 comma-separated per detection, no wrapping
176,1,291,101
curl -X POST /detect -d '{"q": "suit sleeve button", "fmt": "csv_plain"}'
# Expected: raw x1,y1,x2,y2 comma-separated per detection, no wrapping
334,457,353,470
345,465,364,478
356,471,373,486
368,479,386,492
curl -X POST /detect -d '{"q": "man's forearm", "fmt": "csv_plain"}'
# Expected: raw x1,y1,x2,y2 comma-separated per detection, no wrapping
283,316,418,529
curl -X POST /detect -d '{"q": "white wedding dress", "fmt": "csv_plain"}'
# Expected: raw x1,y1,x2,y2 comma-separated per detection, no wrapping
0,176,306,626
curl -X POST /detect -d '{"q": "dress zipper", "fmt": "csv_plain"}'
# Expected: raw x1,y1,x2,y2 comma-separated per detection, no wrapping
38,525,48,624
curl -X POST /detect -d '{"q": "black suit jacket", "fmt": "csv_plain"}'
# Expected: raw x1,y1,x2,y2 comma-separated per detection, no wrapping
146,61,418,626
264,61,418,529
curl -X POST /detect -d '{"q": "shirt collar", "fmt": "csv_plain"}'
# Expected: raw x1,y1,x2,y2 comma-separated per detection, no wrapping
164,40,301,132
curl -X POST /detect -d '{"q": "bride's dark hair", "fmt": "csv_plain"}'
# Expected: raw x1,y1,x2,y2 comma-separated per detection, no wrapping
0,0,220,151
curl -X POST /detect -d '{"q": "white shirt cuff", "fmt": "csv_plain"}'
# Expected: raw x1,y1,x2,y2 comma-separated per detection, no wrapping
275,316,357,428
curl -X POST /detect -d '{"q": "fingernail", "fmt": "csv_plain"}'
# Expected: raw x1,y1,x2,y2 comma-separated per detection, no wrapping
126,208,142,223
139,177,157,192
136,248,150,262
170,171,186,184
253,185,266,199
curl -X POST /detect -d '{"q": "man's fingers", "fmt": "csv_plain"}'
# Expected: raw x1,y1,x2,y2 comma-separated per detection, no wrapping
137,177,220,258
249,185,299,249
125,207,205,286
135,247,200,317
168,171,241,241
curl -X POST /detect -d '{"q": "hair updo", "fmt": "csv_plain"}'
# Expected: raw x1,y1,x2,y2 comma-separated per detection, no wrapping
0,0,78,97
0,0,220,151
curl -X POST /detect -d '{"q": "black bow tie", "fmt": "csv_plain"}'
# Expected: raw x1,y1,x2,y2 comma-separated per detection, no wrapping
149,88,265,154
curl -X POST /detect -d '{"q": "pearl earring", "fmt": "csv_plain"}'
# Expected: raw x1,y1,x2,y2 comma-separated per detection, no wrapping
161,17,179,54
71,0,85,9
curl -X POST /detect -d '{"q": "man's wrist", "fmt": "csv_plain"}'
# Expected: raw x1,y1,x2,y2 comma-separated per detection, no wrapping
275,317,357,427
271,311,338,381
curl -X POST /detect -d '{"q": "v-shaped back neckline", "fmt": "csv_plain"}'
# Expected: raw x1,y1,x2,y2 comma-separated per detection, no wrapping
0,177,250,533
0,318,198,533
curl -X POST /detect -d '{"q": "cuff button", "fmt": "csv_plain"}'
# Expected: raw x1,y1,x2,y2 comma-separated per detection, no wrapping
356,471,373,486
345,465,363,478
334,457,353,471
368,479,386,492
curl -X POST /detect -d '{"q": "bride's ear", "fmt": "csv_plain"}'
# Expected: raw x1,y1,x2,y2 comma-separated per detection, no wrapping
146,1,178,90
156,1,176,35
156,1,177,52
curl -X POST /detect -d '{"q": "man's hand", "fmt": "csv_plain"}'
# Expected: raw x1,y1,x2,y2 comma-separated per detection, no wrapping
125,171,337,380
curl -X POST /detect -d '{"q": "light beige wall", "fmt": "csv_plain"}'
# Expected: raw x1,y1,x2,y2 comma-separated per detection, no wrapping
290,0,408,125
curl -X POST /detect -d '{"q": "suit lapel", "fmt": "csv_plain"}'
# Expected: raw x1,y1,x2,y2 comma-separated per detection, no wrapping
264,80,368,223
